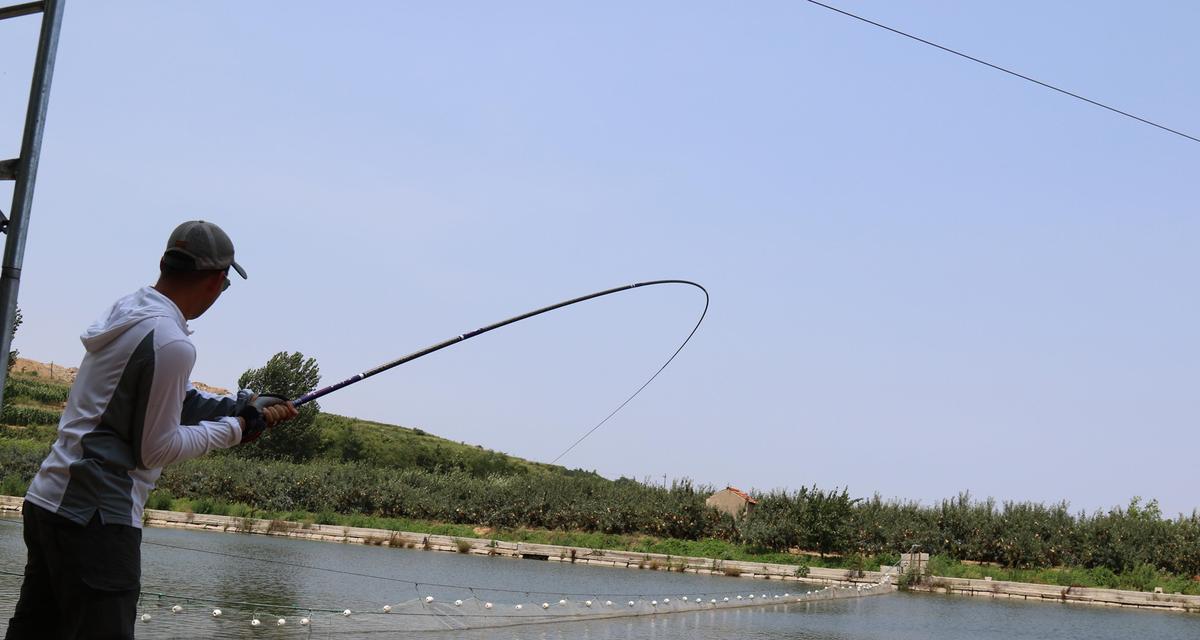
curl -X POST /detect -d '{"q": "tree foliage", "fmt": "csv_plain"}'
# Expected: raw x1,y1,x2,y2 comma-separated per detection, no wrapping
235,351,321,462
7,307,21,372
740,486,858,556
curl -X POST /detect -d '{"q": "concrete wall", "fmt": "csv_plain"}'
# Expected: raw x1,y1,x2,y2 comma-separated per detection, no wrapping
909,575,1199,613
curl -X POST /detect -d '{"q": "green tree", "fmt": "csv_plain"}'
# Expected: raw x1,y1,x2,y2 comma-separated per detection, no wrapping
802,486,858,557
740,488,807,553
236,351,321,462
7,307,21,372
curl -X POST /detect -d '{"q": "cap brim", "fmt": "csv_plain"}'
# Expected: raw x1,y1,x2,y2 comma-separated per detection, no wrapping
231,261,247,279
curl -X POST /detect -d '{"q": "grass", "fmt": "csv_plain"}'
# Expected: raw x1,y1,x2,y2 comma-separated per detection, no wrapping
313,413,598,478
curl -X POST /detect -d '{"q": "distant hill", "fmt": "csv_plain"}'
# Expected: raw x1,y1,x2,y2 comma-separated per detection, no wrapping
11,357,229,396
10,357,77,383
2,359,600,480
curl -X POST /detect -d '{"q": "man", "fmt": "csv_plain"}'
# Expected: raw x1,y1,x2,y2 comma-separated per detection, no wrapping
5,220,298,639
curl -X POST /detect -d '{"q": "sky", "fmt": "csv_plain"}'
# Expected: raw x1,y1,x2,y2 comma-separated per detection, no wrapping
1,1,1196,517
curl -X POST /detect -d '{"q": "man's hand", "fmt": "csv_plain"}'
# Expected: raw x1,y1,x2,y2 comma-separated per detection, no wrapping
237,394,299,444
255,396,298,426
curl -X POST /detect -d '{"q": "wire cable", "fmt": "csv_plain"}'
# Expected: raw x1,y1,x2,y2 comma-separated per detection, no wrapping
804,0,1200,145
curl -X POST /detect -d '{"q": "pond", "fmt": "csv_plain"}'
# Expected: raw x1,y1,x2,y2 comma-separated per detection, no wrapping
1,515,1194,639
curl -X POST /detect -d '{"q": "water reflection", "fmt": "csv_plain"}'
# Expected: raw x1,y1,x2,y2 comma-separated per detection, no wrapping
1,516,1196,639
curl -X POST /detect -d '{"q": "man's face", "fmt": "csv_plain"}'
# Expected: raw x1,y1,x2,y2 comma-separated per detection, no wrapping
188,269,229,320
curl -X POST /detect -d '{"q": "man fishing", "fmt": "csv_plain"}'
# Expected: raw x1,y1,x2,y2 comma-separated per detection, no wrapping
5,220,298,639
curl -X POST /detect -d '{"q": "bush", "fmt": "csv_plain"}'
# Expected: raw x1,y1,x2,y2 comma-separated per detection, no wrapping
843,552,866,577
147,489,174,510
1,473,28,496
0,440,50,487
897,565,922,591
1119,563,1162,593
1088,566,1119,589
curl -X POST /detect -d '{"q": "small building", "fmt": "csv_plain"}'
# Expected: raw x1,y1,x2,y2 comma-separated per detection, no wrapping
706,486,757,519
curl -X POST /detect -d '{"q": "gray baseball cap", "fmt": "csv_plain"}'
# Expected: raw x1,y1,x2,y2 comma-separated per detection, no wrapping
161,220,247,279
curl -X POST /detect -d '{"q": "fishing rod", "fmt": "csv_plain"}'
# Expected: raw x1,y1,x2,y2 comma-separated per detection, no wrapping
291,280,708,461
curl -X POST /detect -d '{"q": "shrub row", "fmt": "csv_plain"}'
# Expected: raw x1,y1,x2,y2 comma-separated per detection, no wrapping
5,378,70,405
1,440,1196,578
742,490,1200,577
154,459,1200,576
850,492,1200,575
0,404,61,426
157,455,727,540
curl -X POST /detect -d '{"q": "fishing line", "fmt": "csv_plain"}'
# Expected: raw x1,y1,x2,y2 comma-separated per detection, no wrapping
3,529,884,632
293,280,708,462
130,537,779,599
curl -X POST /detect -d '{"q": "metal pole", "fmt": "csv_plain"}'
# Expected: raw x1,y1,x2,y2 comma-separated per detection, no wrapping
0,0,66,408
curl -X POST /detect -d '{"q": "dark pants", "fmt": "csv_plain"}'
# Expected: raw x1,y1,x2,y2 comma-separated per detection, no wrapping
5,502,141,640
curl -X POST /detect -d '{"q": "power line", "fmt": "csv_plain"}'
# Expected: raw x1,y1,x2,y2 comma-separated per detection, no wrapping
805,0,1200,145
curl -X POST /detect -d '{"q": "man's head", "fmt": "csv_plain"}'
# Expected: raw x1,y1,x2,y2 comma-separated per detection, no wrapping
155,221,247,319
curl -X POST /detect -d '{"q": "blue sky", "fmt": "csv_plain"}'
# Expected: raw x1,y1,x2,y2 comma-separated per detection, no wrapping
2,1,1196,516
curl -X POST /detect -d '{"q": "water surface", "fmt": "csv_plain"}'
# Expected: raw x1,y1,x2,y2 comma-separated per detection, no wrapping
1,515,1194,639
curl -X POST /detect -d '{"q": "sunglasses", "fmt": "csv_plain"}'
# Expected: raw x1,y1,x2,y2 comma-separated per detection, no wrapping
222,276,231,292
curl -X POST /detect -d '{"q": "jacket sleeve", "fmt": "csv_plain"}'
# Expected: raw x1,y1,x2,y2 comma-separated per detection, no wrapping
180,383,239,424
138,339,242,470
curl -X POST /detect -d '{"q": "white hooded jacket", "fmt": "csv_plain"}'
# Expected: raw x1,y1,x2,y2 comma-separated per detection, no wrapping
25,286,243,527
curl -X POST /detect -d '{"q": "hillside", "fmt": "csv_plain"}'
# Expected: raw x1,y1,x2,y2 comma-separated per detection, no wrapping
1,360,597,479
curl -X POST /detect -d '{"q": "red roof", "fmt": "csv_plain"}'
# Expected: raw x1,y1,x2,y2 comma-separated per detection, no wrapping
724,486,758,505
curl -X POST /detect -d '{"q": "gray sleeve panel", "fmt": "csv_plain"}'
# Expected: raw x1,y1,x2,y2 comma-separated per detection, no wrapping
56,331,156,527
180,386,236,424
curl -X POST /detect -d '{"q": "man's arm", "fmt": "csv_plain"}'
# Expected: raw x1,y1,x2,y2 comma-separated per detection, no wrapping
180,384,246,424
137,339,242,470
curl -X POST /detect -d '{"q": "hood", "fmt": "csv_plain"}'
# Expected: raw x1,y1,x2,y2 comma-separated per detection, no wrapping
80,287,189,353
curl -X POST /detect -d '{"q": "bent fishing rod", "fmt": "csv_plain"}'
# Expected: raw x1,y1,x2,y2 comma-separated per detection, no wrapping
290,280,708,462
